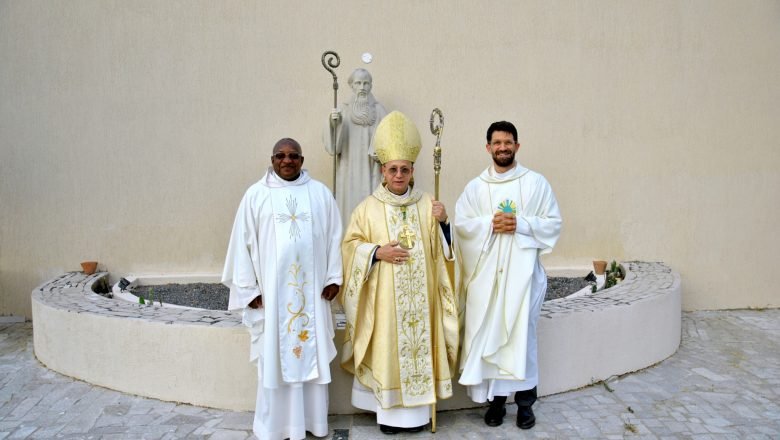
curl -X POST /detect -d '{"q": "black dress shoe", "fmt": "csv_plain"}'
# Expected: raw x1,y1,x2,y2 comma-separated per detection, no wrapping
484,396,507,426
379,424,401,434
516,405,536,429
405,425,425,432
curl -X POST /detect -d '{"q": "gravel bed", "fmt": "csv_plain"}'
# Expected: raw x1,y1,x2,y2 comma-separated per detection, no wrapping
546,276,590,300
129,277,590,311
130,283,230,310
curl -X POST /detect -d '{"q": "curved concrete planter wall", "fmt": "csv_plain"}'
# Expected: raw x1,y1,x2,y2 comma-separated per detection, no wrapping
538,262,682,395
31,262,680,413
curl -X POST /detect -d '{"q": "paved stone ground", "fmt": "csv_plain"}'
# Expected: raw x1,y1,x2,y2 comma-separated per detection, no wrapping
1,309,778,439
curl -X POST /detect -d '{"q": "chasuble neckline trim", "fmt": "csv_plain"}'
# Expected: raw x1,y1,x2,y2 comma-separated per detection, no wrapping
372,184,423,207
479,164,530,184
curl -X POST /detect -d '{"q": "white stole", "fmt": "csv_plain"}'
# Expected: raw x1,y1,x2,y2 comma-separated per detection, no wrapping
270,184,318,383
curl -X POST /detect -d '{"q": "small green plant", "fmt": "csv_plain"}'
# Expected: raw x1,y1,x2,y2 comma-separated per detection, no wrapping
604,260,625,289
136,289,161,306
605,270,618,289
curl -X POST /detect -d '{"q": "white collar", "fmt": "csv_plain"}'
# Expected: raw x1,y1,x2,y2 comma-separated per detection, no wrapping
263,167,311,188
480,162,529,183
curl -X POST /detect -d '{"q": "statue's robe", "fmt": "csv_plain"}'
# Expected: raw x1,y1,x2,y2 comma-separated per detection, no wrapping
454,164,561,402
324,98,388,219
340,184,458,427
222,169,342,440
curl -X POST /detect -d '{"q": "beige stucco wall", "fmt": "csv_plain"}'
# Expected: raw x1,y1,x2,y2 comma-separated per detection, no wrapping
1,1,778,318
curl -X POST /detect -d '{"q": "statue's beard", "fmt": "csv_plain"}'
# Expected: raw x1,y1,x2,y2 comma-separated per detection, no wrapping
351,93,376,126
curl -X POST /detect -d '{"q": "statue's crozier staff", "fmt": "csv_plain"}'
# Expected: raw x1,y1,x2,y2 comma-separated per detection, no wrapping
321,50,341,193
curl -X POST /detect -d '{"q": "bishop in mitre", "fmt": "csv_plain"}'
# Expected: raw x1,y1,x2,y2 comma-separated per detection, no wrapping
340,111,459,434
222,138,342,440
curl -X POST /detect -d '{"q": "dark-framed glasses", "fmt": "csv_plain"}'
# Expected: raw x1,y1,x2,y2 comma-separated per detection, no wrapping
386,166,412,176
272,152,302,161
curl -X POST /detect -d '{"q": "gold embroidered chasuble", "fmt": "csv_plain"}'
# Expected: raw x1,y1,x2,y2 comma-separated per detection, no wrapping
340,184,459,409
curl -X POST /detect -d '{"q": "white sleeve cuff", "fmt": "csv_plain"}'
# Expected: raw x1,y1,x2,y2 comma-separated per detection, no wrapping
515,217,532,236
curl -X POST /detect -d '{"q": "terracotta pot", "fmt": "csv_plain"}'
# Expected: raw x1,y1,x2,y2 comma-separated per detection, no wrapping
593,260,608,275
81,261,98,275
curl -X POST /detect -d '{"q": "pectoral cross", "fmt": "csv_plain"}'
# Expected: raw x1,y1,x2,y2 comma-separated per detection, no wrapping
398,225,416,250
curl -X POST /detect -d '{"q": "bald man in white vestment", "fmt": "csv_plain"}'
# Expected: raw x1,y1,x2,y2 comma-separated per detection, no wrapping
454,121,562,430
222,138,342,440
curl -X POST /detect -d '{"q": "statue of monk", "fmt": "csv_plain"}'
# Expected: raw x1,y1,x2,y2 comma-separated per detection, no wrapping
324,68,388,219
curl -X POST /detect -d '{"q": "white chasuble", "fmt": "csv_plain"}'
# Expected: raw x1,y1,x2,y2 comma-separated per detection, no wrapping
456,165,562,387
222,168,343,440
270,186,318,383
